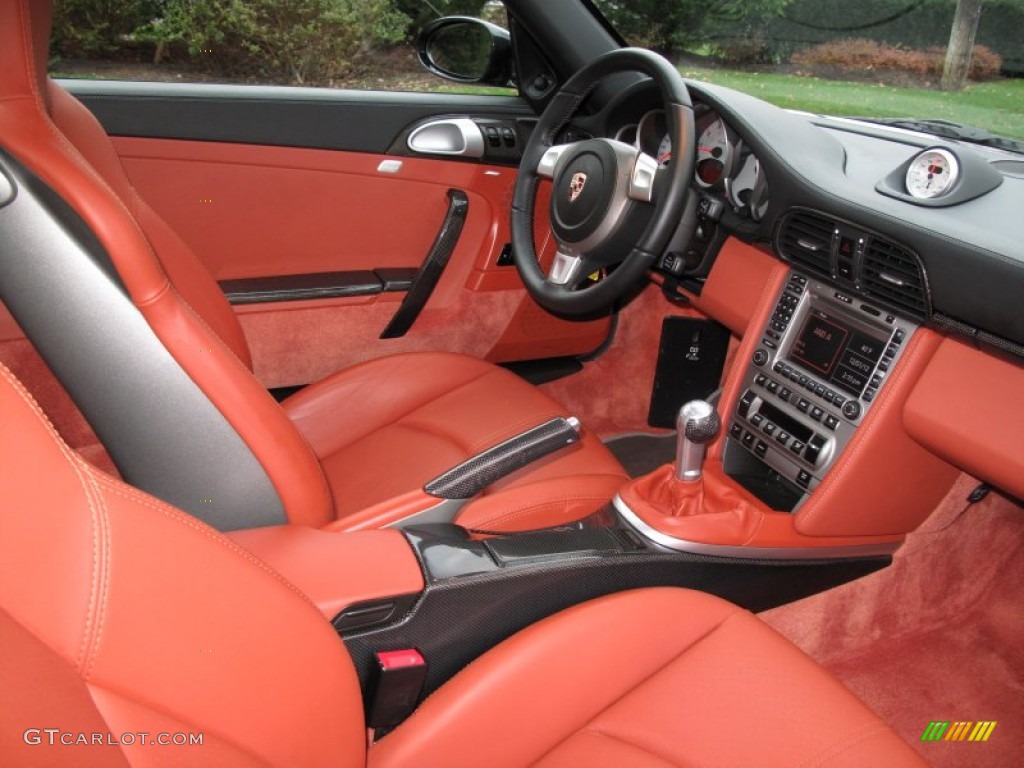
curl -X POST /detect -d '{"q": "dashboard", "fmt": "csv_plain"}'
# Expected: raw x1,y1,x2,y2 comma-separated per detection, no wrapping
575,79,1024,360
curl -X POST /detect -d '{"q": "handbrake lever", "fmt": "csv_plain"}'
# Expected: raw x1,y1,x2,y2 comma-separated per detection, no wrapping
424,416,582,500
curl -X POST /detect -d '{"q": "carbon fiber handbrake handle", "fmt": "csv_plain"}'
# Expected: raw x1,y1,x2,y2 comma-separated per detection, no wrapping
424,416,582,500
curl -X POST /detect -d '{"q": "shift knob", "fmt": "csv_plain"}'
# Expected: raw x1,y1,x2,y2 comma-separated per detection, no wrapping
675,400,721,482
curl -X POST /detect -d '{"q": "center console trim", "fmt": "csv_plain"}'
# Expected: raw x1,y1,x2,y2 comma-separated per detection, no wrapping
613,495,899,560
724,270,920,499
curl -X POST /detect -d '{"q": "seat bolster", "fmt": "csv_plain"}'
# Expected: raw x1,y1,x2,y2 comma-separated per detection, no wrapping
0,364,366,768
286,351,628,525
371,588,926,768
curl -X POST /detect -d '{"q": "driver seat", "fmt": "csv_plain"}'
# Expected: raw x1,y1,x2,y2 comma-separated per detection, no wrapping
0,0,627,532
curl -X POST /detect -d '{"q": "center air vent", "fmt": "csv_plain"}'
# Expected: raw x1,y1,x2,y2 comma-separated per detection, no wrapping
861,237,928,318
776,211,834,276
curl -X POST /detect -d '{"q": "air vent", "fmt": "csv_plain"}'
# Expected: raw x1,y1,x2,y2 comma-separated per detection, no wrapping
776,211,833,276
861,237,928,318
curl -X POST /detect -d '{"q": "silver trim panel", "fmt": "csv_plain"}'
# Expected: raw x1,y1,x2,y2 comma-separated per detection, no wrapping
408,118,485,158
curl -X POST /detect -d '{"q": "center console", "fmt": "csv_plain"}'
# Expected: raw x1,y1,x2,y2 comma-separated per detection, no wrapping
724,271,918,504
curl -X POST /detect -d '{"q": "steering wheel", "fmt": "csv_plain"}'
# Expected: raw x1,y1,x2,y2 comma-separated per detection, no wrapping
511,48,696,316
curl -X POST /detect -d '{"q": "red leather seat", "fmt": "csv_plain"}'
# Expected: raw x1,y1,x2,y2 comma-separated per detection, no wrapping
0,0,626,533
0,363,924,767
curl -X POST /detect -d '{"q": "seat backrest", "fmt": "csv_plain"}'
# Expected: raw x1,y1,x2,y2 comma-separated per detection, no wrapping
0,362,365,767
0,0,332,529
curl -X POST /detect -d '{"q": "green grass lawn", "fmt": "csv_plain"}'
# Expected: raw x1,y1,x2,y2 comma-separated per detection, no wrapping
679,66,1024,142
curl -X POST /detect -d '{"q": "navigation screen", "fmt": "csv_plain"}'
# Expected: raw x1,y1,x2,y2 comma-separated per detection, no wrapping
789,310,886,396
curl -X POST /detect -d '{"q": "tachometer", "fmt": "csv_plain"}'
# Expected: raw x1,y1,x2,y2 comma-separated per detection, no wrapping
696,117,732,187
656,133,672,167
905,148,959,199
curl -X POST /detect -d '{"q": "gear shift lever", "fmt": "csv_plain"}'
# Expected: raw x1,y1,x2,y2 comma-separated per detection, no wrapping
675,400,721,482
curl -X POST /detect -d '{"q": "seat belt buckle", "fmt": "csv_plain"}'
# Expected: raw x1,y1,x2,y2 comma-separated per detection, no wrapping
367,649,427,729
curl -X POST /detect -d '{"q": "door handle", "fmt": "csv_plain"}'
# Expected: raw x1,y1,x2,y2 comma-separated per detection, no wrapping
407,118,485,158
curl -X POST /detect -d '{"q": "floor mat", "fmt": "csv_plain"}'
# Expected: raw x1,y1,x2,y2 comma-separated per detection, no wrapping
761,474,1024,767
604,433,676,478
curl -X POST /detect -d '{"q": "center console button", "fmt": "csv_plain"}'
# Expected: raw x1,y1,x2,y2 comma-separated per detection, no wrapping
754,440,768,458
766,380,779,395
739,389,756,417
742,431,756,448
776,431,790,445
753,349,769,367
804,434,828,465
823,414,840,431
796,397,811,413
730,422,743,439
809,406,825,422
779,387,792,400
796,469,812,488
790,440,805,454
763,423,776,437
773,361,785,374
750,413,764,427
841,399,862,420
813,384,827,398
755,373,767,387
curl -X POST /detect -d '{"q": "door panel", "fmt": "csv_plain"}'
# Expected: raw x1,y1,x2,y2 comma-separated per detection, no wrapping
56,82,611,386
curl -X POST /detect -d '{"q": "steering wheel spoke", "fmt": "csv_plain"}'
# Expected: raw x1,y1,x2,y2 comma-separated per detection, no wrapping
537,143,576,179
629,152,660,203
548,250,586,286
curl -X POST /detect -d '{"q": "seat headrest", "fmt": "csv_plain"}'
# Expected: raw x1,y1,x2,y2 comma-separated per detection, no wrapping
0,0,53,110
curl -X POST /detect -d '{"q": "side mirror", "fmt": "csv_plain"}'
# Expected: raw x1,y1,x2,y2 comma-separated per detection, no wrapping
417,16,514,88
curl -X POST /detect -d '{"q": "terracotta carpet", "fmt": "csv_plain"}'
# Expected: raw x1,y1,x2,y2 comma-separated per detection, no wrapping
762,474,1024,767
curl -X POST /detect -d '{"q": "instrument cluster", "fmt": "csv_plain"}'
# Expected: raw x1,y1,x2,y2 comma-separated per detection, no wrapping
615,105,770,221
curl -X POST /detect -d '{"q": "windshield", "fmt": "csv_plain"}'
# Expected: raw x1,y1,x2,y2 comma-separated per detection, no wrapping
591,0,1024,146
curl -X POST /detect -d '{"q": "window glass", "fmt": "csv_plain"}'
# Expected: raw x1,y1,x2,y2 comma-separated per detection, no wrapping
49,0,516,96
592,0,1023,142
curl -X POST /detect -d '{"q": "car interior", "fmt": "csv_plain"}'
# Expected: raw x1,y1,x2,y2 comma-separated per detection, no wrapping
1,0,1021,765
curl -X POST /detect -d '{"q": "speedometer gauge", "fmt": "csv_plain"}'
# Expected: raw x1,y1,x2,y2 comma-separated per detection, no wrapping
905,148,959,199
696,118,732,187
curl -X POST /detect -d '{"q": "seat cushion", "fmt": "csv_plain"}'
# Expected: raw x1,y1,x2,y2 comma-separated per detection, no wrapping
283,351,628,531
370,588,926,768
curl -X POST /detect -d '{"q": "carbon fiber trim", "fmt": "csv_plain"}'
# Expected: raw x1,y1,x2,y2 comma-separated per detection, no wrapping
932,313,1024,361
341,523,888,704
219,270,383,304
380,189,469,339
424,417,582,499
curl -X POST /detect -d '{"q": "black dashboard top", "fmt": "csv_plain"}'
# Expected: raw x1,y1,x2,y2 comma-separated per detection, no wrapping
592,79,1024,355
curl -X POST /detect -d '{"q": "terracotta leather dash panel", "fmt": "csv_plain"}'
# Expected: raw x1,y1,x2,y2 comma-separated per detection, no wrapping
904,337,1024,500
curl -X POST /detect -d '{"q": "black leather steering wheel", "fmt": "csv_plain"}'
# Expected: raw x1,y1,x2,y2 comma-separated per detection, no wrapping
511,48,696,316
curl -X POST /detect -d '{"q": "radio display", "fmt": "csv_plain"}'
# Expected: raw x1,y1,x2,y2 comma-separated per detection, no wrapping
788,309,886,397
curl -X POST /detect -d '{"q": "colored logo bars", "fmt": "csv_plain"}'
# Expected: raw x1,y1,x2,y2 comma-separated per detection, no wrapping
921,721,997,742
